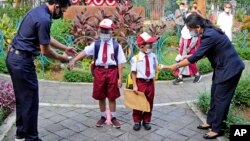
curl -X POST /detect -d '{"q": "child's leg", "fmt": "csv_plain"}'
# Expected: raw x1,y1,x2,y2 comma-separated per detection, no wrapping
109,99,121,128
99,99,106,116
96,99,107,127
108,99,116,117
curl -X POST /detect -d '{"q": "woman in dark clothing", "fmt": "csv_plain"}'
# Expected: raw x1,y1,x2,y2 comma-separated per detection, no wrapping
163,13,245,139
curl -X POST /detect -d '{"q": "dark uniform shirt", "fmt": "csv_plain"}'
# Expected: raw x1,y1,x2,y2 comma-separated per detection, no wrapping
188,28,245,84
12,4,51,56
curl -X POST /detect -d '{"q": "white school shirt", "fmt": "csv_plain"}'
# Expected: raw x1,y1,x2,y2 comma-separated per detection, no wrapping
84,39,126,66
130,51,158,79
217,12,233,41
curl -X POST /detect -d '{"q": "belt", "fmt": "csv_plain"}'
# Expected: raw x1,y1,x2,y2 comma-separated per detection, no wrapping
136,78,154,82
9,47,32,57
96,65,117,69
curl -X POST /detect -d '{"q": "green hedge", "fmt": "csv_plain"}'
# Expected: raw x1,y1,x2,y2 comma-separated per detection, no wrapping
196,91,210,114
63,69,93,82
233,78,250,107
197,58,213,74
0,56,8,74
236,47,250,60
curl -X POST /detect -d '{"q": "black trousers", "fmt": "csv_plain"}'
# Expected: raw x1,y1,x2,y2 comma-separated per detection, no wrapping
207,72,242,133
6,51,39,141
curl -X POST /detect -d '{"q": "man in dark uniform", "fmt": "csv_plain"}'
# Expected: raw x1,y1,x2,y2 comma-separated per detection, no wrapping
6,1,76,141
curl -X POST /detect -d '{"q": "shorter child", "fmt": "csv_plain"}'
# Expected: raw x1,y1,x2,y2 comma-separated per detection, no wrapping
130,32,159,131
173,25,201,85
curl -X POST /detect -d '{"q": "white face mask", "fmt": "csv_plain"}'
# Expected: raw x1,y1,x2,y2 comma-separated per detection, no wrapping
189,31,198,37
225,8,231,13
145,49,153,54
99,33,111,41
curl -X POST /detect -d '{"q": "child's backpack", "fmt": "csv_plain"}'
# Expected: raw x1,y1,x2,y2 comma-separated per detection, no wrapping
90,39,119,75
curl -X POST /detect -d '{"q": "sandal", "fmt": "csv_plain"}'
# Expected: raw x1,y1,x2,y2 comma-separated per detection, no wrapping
197,124,211,130
203,132,223,139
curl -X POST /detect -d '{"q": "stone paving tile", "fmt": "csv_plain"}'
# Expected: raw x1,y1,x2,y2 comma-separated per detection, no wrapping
3,104,213,141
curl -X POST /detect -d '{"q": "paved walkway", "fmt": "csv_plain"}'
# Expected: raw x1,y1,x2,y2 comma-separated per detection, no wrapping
1,61,249,141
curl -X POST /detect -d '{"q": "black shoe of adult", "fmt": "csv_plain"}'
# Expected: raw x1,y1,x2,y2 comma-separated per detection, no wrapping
142,122,151,130
203,132,223,139
197,124,211,130
133,123,141,131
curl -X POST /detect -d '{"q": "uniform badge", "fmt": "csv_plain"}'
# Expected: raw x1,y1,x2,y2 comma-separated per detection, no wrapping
111,53,115,60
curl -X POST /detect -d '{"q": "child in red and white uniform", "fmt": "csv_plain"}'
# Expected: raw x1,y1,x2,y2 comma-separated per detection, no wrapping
130,32,159,131
68,19,126,128
173,25,201,85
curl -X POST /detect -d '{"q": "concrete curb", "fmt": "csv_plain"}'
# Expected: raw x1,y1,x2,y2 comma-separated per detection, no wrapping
187,102,229,141
0,112,16,141
0,72,213,85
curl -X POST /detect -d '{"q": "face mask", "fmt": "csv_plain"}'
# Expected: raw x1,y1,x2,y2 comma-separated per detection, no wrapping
225,8,231,13
145,49,153,54
52,6,63,19
189,31,198,37
99,33,111,41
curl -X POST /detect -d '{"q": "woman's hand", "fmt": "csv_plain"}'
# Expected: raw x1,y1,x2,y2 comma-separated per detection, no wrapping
162,64,178,71
65,47,77,57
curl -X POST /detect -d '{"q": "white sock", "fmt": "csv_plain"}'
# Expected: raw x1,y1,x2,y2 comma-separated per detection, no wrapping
111,112,116,117
179,75,183,79
195,72,200,76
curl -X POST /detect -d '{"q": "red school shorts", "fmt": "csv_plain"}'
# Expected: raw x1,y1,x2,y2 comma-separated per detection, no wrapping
92,67,120,101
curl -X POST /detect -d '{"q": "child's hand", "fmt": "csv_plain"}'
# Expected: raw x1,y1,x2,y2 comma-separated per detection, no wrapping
133,85,139,95
117,78,122,88
67,60,76,70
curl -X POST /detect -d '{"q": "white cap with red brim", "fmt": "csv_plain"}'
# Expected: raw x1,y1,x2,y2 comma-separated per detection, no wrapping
137,32,159,46
99,19,115,29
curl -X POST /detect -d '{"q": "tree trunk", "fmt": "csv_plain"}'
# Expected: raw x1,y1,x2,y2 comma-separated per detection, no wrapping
15,0,21,7
196,0,206,17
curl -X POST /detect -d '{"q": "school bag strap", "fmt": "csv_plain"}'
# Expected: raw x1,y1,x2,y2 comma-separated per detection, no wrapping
94,39,119,66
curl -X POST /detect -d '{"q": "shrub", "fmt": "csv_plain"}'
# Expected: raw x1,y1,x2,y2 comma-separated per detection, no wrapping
0,56,8,74
165,35,179,48
241,16,250,31
63,69,93,82
51,19,72,45
197,58,213,74
0,6,30,21
196,91,210,114
223,107,248,137
0,14,16,47
232,78,250,107
236,47,250,60
0,80,15,117
158,70,175,80
0,108,6,124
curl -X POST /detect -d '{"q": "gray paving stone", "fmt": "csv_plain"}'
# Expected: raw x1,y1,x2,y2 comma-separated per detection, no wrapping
54,128,76,138
142,132,164,141
41,133,63,141
178,128,198,137
167,132,189,141
118,132,139,141
44,123,65,133
155,128,175,137
48,114,67,123
67,133,90,141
